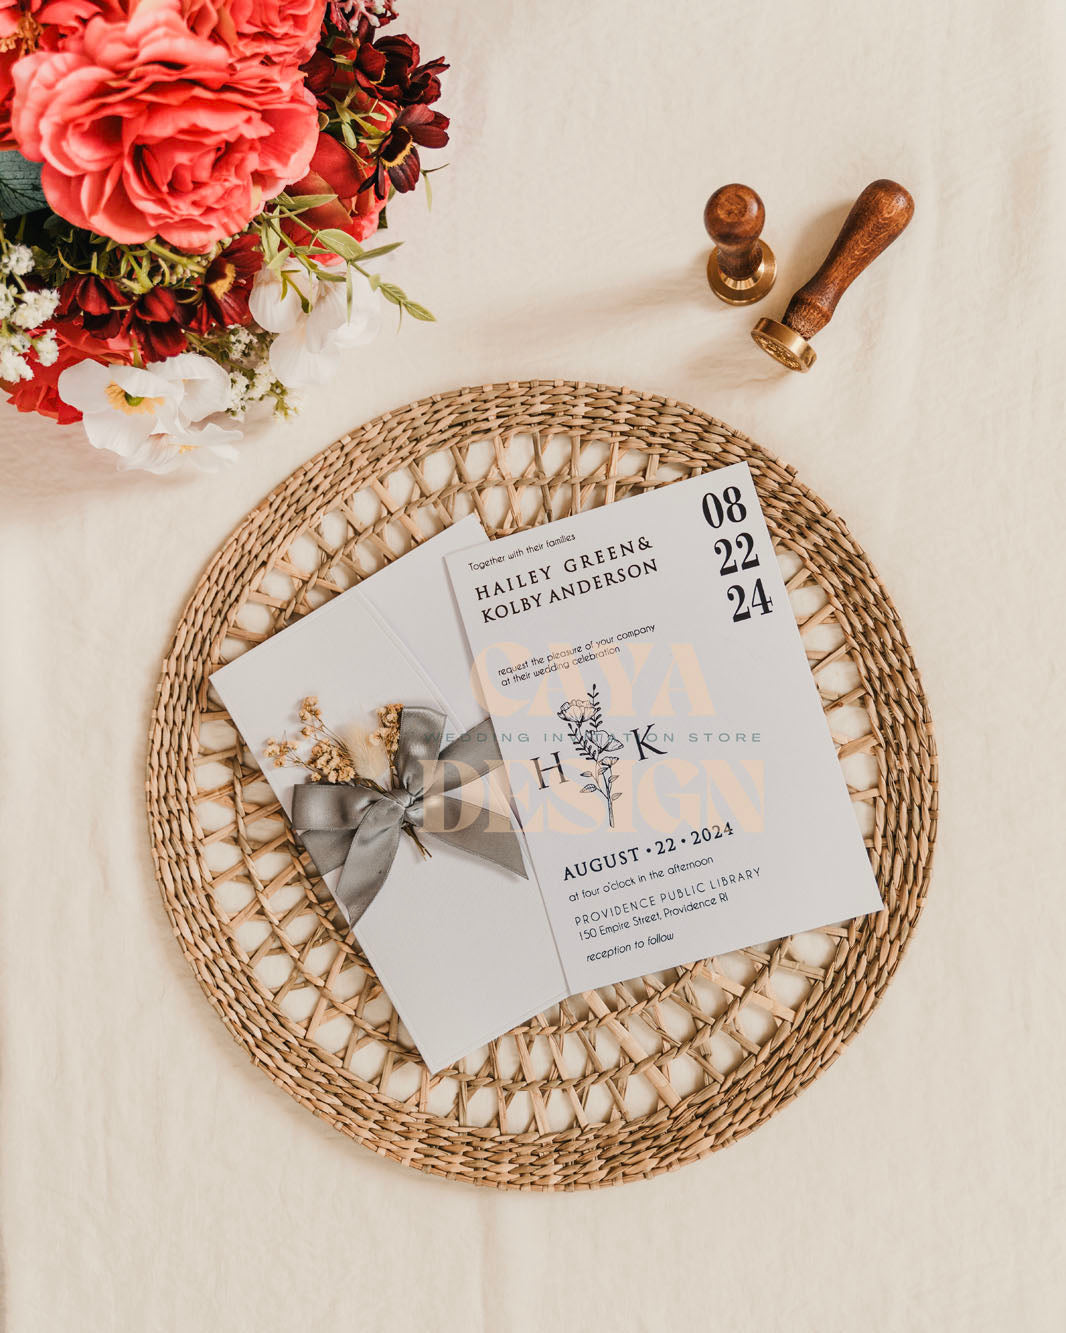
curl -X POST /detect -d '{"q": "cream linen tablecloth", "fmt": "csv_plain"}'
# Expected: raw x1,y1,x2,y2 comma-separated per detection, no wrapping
2,2,1065,1329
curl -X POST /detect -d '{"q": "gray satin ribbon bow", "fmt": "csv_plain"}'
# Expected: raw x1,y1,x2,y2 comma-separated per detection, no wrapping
290,707,526,929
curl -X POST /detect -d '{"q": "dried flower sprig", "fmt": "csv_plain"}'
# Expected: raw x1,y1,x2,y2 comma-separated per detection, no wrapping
369,702,402,782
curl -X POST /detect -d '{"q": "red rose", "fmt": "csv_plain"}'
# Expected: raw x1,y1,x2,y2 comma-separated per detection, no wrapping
285,130,389,246
10,0,319,251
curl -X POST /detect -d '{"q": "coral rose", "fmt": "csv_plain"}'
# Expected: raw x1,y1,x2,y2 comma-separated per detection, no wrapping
181,0,327,64
10,0,319,251
0,0,125,146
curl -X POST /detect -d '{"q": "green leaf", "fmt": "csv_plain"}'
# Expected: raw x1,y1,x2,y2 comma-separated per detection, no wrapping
282,193,338,211
357,241,403,260
403,301,436,322
315,228,365,261
0,152,46,221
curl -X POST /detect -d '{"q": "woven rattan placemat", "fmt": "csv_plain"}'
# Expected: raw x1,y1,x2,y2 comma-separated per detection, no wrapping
147,380,937,1190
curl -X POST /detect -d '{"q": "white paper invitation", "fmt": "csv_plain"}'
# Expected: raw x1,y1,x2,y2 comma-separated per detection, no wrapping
211,517,566,1072
446,464,883,993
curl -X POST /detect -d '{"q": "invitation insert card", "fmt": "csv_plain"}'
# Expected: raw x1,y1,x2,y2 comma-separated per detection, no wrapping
211,517,566,1073
446,463,884,993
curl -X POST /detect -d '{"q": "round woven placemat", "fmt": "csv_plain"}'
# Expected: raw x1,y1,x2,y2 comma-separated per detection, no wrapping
147,379,937,1191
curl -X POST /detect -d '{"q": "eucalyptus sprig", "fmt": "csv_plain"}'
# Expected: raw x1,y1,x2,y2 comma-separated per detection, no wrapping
253,193,434,323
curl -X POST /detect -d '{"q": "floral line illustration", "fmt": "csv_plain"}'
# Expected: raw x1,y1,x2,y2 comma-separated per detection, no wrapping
557,685,622,828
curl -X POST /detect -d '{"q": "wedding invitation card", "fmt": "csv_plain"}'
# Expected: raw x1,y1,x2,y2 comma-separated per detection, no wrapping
446,463,883,993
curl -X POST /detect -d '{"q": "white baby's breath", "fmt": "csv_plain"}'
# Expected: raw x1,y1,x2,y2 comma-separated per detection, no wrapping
32,330,58,366
0,344,31,381
11,287,59,329
1,245,33,276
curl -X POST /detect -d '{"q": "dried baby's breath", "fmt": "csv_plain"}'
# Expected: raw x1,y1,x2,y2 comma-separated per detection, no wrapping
264,736,299,769
266,697,400,789
370,702,403,780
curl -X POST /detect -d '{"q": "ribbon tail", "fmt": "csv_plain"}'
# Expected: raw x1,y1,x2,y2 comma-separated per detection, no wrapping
432,793,528,880
299,828,357,877
332,799,405,928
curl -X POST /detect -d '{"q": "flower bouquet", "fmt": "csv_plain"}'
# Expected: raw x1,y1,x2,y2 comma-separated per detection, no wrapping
0,0,447,472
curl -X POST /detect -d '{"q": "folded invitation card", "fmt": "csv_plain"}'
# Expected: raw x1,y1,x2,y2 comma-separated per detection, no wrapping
211,517,566,1072
446,463,883,993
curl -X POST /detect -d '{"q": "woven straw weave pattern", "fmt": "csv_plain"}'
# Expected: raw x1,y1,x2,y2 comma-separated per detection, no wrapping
146,380,937,1190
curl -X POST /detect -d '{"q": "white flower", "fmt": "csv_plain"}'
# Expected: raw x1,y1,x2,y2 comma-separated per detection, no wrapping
2,245,33,276
0,286,14,319
33,330,58,366
0,344,30,382
11,287,59,330
114,419,242,475
249,257,381,389
57,353,242,475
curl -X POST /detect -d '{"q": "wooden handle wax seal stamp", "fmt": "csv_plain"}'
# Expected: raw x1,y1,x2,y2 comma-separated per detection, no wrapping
704,184,777,305
752,179,914,371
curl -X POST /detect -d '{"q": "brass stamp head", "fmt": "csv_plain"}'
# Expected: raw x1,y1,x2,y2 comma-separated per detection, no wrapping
751,317,816,373
707,241,777,306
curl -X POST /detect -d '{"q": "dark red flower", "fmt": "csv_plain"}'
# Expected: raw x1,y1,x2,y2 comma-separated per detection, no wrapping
377,34,446,106
352,27,447,107
300,44,335,103
404,55,446,108
57,274,127,340
127,287,187,359
58,274,188,357
359,104,448,199
184,234,262,332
